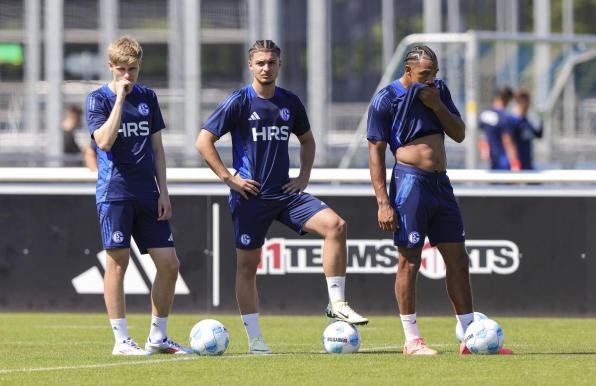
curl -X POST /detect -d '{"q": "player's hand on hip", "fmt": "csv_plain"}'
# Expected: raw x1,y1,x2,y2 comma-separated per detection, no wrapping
282,175,309,194
418,84,442,111
157,193,172,221
227,175,260,199
115,80,133,99
378,203,397,232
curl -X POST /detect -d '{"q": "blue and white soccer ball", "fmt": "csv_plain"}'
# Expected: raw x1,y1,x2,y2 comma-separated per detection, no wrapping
464,318,504,355
189,319,230,356
322,321,361,354
455,311,488,342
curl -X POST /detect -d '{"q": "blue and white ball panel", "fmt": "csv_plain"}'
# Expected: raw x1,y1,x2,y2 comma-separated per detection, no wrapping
390,163,465,248
97,199,174,254
229,191,328,249
322,321,361,354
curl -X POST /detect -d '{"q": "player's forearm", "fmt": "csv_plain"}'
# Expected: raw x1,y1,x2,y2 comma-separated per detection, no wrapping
94,97,125,151
368,143,391,206
433,104,465,143
197,136,233,183
153,148,169,195
298,138,315,180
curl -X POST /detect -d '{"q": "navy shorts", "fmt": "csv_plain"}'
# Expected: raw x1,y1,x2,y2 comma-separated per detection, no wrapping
228,191,328,249
390,163,465,248
96,199,174,254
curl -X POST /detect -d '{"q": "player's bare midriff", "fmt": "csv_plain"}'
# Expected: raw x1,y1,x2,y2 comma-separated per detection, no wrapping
394,132,447,172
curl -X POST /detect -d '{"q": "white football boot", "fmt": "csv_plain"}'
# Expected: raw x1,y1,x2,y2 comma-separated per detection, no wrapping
325,301,369,325
248,336,272,355
112,337,151,356
145,337,193,354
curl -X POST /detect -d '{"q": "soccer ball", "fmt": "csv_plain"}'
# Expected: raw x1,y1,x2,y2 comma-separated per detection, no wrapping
455,311,488,342
322,321,361,354
189,319,230,355
464,318,504,354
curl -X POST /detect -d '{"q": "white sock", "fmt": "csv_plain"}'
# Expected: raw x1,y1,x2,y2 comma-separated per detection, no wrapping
110,318,129,343
149,315,168,343
456,313,475,333
241,313,262,339
400,313,421,342
326,276,346,303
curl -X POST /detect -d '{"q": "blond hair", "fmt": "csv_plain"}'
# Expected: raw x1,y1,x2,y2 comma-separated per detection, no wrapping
108,36,143,64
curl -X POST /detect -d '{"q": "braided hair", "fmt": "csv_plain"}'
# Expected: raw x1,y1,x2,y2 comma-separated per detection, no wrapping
404,45,438,67
248,40,281,59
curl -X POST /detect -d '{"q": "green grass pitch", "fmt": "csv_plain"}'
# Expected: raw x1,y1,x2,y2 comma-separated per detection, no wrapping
1,313,596,385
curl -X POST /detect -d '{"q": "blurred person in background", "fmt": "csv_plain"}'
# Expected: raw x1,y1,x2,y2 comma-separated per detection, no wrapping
85,36,190,356
64,104,98,171
510,88,543,170
62,104,83,166
367,45,512,356
196,40,368,355
478,87,520,170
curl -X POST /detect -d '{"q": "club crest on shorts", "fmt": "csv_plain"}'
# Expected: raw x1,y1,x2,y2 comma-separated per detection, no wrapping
137,103,150,116
408,231,420,244
112,231,124,243
280,107,290,121
240,234,251,246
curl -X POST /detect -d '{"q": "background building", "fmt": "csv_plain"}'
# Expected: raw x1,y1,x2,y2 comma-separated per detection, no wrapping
0,0,595,168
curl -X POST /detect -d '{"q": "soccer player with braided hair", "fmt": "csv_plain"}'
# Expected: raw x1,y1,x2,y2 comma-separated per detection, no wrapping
367,45,511,355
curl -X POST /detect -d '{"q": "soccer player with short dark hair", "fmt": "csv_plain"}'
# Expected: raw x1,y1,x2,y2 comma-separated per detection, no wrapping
196,40,368,354
479,87,520,170
86,36,191,355
510,88,542,170
367,45,511,355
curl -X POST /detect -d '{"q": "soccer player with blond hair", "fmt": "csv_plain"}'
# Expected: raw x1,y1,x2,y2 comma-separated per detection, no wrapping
86,36,191,355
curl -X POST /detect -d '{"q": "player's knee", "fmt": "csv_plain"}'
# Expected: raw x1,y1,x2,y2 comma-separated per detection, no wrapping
327,216,347,239
108,260,129,276
449,253,470,273
398,255,421,273
157,257,180,277
106,250,129,272
237,260,258,276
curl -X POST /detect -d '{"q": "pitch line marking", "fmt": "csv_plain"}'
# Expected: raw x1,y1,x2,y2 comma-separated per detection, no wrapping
0,344,459,375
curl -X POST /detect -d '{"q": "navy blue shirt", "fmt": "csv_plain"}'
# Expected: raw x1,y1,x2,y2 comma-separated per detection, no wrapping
202,85,310,198
367,78,460,153
86,84,165,203
478,108,512,170
510,114,542,170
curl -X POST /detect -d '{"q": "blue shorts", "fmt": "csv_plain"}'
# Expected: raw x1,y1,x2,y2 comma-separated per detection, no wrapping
228,191,328,249
96,199,174,254
390,163,465,248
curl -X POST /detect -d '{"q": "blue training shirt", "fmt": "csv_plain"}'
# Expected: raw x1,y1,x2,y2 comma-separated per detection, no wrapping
509,114,542,170
202,85,310,198
478,107,512,170
85,84,165,203
367,78,460,153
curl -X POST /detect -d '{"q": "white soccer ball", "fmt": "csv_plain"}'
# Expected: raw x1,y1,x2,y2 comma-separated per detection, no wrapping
322,321,361,354
464,318,504,355
455,311,488,342
189,319,230,356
